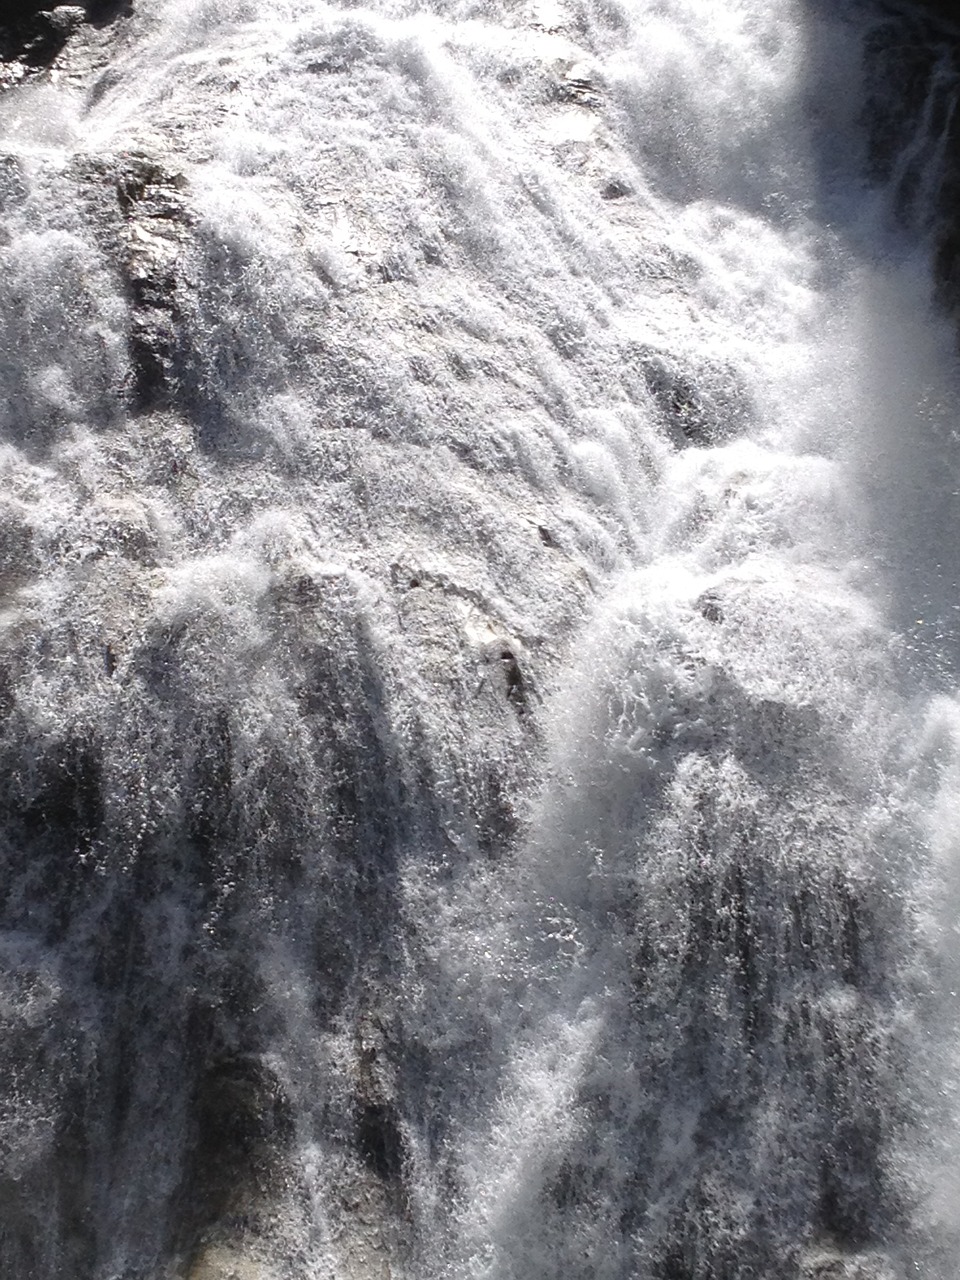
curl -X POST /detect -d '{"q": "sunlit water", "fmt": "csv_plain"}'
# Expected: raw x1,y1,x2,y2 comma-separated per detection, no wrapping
0,0,959,1276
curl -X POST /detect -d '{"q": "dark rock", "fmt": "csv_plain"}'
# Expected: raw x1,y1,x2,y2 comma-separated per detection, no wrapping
0,155,27,213
695,591,724,623
0,500,36,595
636,346,751,446
111,154,190,411
20,735,104,862
2,1,52,19
498,646,527,711
180,1053,294,1242
861,6,960,323
601,176,633,199
355,1099,405,1183
646,1179,771,1280
0,4,84,74
913,1,960,29
376,251,415,283
798,1249,897,1279
185,707,233,859
0,666,13,719
43,6,86,35
552,67,602,108
196,1054,293,1162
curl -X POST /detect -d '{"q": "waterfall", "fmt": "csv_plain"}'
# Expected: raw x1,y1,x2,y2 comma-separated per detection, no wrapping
1,0,959,1277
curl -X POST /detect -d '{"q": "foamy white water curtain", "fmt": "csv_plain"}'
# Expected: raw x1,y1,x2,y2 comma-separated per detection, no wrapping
0,1,958,1277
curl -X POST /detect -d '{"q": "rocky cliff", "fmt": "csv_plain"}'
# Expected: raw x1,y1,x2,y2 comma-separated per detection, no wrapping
0,4,955,1280
863,1,960,315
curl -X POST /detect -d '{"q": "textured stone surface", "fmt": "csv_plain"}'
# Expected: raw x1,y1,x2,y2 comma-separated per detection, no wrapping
186,1244,283,1280
0,2,948,1277
798,1249,898,1280
861,1,960,321
0,0,130,90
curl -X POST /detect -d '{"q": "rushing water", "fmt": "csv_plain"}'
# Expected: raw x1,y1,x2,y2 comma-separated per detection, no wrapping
1,0,960,1276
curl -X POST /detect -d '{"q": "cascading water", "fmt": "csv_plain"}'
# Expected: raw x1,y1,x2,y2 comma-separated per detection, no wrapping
1,0,959,1276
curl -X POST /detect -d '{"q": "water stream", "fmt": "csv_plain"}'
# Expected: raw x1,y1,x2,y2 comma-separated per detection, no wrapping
0,0,959,1276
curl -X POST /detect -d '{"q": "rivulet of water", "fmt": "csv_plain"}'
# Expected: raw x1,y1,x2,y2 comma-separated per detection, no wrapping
0,1,959,1277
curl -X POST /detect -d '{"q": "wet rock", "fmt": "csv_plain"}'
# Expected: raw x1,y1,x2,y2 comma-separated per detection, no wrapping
196,1054,293,1159
862,8,960,320
353,1011,407,1188
356,1099,405,1183
10,734,105,883
862,16,949,208
798,1249,897,1280
0,3,105,92
695,591,723,623
185,707,233,859
551,60,602,107
0,6,76,72
636,346,750,446
0,155,27,213
817,1142,885,1254
601,175,633,199
0,666,13,718
92,152,191,411
180,1053,294,1242
186,1243,283,1280
120,178,190,407
44,6,86,36
0,499,37,596
493,644,528,713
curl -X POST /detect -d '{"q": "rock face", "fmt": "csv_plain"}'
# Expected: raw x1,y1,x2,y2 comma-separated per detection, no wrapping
0,4,84,82
113,152,191,410
0,1,131,91
914,1,960,27
863,1,960,318
0,4,596,1274
0,2,951,1279
186,1245,283,1280
798,1250,898,1280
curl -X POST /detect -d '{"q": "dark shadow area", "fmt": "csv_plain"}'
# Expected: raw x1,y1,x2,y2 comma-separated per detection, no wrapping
797,0,960,687
0,1,131,80
858,3,960,292
633,346,754,449
356,1100,405,1183
0,6,74,69
0,561,428,1275
176,1052,295,1247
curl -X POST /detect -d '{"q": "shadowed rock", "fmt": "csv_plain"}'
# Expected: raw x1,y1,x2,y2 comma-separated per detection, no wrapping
798,1249,897,1279
356,1099,405,1183
862,5,960,323
177,1053,295,1251
0,4,84,75
636,346,751,446
914,2,960,28
186,1242,284,1280
114,153,191,410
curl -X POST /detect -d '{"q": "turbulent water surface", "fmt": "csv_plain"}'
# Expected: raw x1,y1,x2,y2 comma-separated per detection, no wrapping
1,0,960,1277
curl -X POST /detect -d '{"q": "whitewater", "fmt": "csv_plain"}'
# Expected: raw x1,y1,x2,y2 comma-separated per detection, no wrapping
0,0,959,1276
